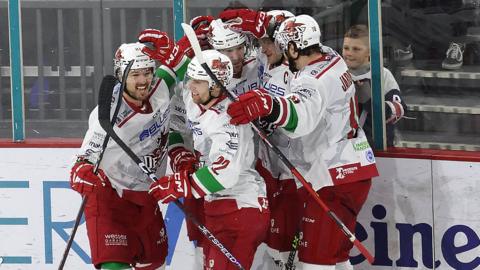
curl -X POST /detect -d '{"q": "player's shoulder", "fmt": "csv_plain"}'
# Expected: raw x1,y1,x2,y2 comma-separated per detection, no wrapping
208,96,230,116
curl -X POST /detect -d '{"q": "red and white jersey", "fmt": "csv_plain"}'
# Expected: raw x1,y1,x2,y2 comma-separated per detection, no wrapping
76,66,179,192
182,89,267,210
279,47,379,190
228,56,260,96
257,53,307,182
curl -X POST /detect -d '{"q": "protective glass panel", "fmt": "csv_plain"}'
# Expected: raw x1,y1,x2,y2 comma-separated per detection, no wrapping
0,0,173,139
383,0,480,150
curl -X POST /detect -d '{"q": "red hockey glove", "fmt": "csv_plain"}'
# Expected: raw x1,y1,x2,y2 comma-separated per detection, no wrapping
219,9,270,39
191,15,214,51
138,29,185,71
176,16,214,58
190,15,214,31
169,146,198,174
227,89,274,125
149,171,197,204
70,161,110,195
176,26,211,59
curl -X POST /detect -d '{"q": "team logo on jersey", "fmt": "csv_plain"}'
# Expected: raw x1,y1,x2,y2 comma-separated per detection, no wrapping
288,95,301,104
139,108,170,141
209,259,215,268
366,149,375,163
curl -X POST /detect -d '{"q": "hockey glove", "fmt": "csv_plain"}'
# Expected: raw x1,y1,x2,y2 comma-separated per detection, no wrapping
191,15,214,50
176,16,214,58
70,161,110,195
149,171,201,204
169,146,198,174
219,9,270,39
138,29,186,72
227,89,275,125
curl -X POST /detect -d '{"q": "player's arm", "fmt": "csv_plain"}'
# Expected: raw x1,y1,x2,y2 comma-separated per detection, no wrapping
149,117,242,204
137,29,190,83
70,107,111,195
226,76,327,138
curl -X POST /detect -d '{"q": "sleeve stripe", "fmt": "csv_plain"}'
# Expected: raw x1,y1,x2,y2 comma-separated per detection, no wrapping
192,167,226,194
282,100,298,132
173,56,190,81
274,97,290,127
155,67,176,88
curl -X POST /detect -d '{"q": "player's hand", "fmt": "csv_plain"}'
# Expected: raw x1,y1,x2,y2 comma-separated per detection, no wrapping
227,89,274,125
149,171,193,204
176,27,211,59
218,9,269,39
190,15,214,31
138,29,185,71
70,161,110,195
169,147,198,174
190,15,214,49
176,15,214,58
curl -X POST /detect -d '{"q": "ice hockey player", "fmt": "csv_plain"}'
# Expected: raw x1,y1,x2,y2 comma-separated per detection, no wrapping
148,49,269,270
139,17,214,270
342,24,407,147
208,18,259,95
219,8,309,268
69,37,189,270
226,15,379,270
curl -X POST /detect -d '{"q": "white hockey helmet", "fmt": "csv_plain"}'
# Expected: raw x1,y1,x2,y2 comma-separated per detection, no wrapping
114,42,156,81
186,49,233,89
275,15,322,52
265,10,295,40
208,19,247,50
266,10,294,18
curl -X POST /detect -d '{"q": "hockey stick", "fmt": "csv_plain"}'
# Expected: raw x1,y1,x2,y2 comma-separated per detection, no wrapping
181,23,375,265
96,80,246,270
58,62,134,270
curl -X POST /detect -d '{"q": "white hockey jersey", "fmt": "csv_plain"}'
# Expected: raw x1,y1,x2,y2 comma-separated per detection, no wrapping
229,56,260,96
277,48,379,190
76,65,182,192
257,53,308,182
182,89,267,210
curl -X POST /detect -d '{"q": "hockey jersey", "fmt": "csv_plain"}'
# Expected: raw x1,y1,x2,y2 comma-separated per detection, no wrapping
181,89,267,210
229,55,260,96
257,53,308,182
75,64,186,192
276,47,379,190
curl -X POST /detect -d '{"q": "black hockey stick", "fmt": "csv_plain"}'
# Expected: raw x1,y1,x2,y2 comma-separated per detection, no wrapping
58,61,134,270
96,79,245,270
182,23,375,265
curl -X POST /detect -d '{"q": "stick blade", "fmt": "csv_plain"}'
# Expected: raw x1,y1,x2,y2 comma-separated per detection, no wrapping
97,75,118,123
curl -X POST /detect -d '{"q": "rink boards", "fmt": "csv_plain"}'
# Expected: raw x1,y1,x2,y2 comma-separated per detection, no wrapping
0,148,479,270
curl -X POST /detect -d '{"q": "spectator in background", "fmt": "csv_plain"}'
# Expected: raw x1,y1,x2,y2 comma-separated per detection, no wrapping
342,25,407,147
